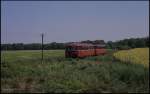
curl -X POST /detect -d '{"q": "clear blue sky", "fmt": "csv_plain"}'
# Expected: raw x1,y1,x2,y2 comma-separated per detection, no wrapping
1,1,149,43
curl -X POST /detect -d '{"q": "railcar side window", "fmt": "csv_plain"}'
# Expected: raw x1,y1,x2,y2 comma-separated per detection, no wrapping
84,46,87,50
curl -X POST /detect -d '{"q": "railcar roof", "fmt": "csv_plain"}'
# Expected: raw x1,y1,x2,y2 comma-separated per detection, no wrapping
66,42,106,47
66,42,93,47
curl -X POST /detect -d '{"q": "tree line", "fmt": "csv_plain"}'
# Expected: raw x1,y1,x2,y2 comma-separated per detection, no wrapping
106,37,149,50
1,37,149,50
1,42,65,50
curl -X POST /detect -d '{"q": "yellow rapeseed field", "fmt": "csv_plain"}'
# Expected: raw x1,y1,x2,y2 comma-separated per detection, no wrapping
113,48,149,67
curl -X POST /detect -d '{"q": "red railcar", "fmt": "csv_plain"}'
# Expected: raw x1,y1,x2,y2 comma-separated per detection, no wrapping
65,42,106,58
94,45,106,56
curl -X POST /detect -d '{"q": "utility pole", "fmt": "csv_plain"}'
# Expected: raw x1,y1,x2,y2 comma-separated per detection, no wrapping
41,33,44,63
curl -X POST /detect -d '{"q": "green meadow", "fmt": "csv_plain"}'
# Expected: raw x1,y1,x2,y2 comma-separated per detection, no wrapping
1,50,149,93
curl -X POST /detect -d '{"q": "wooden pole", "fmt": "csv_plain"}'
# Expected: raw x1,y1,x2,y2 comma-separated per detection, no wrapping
41,33,44,63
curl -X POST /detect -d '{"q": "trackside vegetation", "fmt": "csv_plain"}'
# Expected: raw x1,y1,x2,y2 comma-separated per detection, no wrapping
1,49,149,93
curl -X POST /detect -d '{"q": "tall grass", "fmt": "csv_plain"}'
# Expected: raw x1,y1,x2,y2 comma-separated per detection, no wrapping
1,50,149,93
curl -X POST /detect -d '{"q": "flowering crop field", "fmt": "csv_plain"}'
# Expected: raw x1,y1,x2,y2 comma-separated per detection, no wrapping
113,48,149,68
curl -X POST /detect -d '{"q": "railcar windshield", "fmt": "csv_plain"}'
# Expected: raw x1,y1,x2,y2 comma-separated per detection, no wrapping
66,47,71,51
66,46,76,51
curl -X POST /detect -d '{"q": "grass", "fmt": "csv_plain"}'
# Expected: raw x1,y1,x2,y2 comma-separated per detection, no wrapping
1,49,149,93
